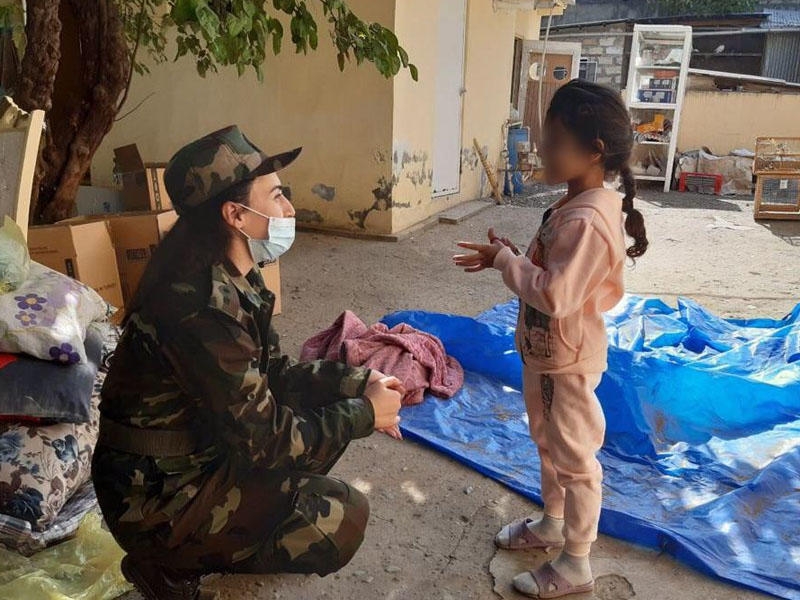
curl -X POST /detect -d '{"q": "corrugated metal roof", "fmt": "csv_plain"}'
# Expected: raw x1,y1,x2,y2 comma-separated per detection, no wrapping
762,9,800,29
542,13,768,32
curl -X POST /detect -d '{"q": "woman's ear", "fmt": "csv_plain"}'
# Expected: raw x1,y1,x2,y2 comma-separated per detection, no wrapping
220,201,244,229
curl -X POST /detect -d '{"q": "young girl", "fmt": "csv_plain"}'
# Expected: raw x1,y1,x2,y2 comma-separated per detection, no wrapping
453,79,648,598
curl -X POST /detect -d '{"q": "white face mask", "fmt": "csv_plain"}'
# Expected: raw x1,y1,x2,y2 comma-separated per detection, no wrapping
236,203,296,265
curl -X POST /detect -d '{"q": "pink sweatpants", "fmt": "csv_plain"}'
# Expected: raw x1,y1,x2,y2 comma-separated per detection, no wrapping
523,369,605,556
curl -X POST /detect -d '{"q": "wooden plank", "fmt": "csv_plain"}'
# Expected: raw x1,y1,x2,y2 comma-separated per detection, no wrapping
15,110,44,238
0,108,44,239
473,139,502,205
689,68,800,90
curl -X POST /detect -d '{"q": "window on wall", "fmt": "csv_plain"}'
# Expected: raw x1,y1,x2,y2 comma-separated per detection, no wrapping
511,37,524,108
579,58,598,82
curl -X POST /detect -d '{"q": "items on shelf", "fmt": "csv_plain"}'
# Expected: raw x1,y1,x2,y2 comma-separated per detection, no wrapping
631,148,666,178
638,89,675,104
640,46,684,68
626,24,692,190
634,114,672,144
637,73,678,105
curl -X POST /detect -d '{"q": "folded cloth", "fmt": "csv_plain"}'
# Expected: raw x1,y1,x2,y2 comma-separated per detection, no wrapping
301,311,463,405
0,322,107,423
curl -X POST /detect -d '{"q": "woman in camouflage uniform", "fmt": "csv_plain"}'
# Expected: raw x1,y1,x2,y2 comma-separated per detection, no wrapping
91,126,403,599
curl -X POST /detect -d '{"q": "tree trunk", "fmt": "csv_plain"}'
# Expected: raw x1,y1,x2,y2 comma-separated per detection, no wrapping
39,0,130,224
14,0,62,223
16,1,130,225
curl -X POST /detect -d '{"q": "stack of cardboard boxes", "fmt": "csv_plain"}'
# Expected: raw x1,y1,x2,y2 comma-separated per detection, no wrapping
27,145,282,315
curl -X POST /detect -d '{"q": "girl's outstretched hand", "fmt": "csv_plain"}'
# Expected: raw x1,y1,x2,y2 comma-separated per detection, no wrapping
453,228,505,273
488,227,521,256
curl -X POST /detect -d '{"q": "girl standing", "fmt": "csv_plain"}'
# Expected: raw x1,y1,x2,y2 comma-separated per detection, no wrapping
453,79,648,598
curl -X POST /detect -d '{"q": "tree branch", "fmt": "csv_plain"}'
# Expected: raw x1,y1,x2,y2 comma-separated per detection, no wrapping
116,0,146,115
115,91,155,121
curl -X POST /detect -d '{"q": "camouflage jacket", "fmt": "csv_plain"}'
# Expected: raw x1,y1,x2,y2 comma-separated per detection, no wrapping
94,261,374,540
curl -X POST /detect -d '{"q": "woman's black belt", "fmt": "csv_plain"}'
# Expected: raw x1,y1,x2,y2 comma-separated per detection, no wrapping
98,416,201,457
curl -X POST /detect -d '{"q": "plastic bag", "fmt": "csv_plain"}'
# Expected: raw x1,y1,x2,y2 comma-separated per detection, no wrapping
0,511,133,600
0,215,30,293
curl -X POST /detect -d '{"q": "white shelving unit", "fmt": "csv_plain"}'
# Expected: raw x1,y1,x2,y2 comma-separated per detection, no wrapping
625,24,692,192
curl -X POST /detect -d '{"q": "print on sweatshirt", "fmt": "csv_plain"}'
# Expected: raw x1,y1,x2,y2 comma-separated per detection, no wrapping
520,208,556,364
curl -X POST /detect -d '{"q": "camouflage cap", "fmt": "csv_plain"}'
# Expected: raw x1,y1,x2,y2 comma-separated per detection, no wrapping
164,125,301,216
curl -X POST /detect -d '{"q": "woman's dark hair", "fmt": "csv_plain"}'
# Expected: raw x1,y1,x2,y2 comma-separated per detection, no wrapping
546,79,648,258
123,178,254,323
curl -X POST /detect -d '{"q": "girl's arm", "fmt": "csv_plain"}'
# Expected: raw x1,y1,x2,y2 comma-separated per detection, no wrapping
493,217,612,318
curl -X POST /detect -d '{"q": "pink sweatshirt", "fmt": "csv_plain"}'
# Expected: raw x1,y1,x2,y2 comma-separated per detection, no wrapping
493,188,626,374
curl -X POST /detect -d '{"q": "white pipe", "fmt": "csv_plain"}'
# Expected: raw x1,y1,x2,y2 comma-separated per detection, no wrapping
544,27,800,40
538,7,555,136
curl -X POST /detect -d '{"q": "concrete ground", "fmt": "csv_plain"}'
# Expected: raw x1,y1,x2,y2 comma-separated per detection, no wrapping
123,188,799,600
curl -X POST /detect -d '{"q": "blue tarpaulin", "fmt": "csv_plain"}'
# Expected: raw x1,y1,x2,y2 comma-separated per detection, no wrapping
382,296,800,600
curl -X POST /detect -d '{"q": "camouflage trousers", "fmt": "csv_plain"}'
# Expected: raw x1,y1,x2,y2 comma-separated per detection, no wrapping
169,468,370,577
94,451,370,578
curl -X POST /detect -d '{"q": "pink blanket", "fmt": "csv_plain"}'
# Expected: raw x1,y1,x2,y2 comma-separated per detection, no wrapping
300,311,463,406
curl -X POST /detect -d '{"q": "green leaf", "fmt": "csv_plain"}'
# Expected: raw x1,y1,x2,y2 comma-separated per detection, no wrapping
226,13,244,37
175,36,189,59
195,4,220,38
309,26,318,50
127,0,417,86
170,0,197,25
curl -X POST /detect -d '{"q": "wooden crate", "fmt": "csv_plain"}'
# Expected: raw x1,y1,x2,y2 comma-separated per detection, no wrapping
753,137,800,221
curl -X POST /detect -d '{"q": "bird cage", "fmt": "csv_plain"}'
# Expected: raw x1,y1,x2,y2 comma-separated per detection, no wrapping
753,137,800,221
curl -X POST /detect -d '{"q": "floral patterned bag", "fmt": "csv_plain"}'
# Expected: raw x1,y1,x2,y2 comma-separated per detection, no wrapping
0,374,103,531
0,262,109,364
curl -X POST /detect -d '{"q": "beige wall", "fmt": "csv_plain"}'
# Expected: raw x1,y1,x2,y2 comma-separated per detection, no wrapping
93,1,396,233
389,0,437,231
390,0,521,232
678,89,800,156
94,2,556,234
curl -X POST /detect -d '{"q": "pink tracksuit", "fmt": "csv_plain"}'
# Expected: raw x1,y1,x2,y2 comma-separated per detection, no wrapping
493,187,626,555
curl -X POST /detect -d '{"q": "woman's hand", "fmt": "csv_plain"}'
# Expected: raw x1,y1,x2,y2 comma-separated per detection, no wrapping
368,370,385,384
379,424,403,440
453,228,506,273
368,371,405,440
364,376,404,431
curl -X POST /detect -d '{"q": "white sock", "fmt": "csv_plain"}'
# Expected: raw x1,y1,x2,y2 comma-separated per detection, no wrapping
526,514,565,543
552,550,592,585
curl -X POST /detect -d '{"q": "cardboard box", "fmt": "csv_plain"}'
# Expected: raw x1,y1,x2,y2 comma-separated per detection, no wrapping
638,89,675,104
27,221,124,308
75,185,124,217
105,211,179,303
114,145,173,212
260,261,282,316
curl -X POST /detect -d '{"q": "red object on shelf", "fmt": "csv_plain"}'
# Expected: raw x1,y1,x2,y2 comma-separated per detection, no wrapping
679,172,723,195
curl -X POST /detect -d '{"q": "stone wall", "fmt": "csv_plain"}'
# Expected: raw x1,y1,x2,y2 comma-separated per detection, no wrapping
576,23,630,89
